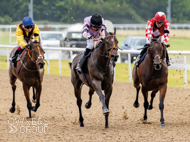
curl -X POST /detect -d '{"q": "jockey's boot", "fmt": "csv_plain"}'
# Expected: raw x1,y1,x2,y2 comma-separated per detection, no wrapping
166,51,171,66
10,48,19,62
76,48,91,74
10,48,20,67
135,47,148,67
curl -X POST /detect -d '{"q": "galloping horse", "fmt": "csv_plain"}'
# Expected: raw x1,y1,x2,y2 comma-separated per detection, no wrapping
132,40,168,126
9,39,45,118
70,28,119,128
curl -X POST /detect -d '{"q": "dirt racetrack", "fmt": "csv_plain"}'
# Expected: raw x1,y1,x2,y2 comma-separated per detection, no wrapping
1,69,190,142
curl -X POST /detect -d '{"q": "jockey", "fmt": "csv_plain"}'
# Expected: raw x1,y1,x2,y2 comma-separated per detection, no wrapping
10,16,40,67
135,11,170,67
76,14,107,74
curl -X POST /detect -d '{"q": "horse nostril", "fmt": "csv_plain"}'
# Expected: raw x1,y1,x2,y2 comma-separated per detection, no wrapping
39,62,45,68
154,63,162,70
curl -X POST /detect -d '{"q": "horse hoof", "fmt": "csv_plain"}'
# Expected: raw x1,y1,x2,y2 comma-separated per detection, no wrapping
133,102,140,108
105,126,109,129
32,107,37,112
85,103,91,109
32,99,36,103
160,123,166,127
10,107,15,113
148,105,153,110
103,108,110,115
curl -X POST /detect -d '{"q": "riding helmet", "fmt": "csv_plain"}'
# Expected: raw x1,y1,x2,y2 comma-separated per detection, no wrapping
154,12,166,22
90,14,102,28
23,16,34,27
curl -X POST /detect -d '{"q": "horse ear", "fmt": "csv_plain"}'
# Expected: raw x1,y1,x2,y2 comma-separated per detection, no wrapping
162,43,166,59
114,27,116,35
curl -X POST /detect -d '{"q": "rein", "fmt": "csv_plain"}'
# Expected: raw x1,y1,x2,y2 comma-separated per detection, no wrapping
19,44,44,72
28,45,44,65
93,35,118,58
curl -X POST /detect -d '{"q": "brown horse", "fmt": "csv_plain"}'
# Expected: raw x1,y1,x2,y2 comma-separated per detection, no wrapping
132,40,168,126
9,39,45,118
70,28,119,128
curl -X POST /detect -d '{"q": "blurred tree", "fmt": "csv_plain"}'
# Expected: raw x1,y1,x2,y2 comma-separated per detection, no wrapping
0,0,190,24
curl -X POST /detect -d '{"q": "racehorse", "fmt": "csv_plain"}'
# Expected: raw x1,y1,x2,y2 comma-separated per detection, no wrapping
9,39,45,118
70,28,119,128
132,40,168,126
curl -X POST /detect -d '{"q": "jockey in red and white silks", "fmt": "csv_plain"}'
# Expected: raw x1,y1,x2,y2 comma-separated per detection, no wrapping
145,12,170,44
135,11,171,67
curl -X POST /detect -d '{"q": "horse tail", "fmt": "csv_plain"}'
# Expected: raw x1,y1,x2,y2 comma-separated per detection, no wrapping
69,62,72,69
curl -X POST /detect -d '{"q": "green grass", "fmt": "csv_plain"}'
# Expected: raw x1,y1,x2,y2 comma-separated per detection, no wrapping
1,57,189,88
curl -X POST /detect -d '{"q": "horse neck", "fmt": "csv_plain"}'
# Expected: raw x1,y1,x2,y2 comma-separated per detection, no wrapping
94,42,110,65
24,50,38,70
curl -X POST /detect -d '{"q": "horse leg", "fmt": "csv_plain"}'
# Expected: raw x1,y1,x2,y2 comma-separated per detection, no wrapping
9,73,17,113
32,87,36,103
85,88,94,109
23,83,33,118
132,66,140,108
73,80,84,127
92,80,109,115
104,84,113,129
32,85,41,112
142,87,149,120
148,89,158,110
133,86,140,108
159,84,167,127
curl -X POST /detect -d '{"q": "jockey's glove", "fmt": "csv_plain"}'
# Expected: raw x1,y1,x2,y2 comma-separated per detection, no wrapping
86,35,93,40
100,35,105,40
33,40,38,43
25,44,29,49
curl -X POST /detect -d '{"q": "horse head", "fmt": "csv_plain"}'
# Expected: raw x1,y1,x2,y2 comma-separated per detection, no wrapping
28,39,45,69
102,28,119,62
147,40,166,70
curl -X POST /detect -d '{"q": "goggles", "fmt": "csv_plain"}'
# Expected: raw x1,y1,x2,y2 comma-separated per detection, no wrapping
25,26,33,29
156,21,164,25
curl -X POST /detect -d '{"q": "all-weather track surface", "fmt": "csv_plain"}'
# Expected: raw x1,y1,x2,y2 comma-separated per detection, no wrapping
0,69,190,142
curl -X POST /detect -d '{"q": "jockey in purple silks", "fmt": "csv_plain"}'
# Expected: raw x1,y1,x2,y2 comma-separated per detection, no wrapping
76,14,107,74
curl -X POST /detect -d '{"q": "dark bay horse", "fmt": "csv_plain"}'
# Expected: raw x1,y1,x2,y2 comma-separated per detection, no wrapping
132,41,168,126
70,28,119,128
9,40,45,118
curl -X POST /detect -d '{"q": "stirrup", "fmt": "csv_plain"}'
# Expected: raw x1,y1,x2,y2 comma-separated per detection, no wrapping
135,55,140,67
76,63,82,74
76,67,82,74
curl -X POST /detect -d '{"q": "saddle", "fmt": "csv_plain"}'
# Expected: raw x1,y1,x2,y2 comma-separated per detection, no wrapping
12,47,27,68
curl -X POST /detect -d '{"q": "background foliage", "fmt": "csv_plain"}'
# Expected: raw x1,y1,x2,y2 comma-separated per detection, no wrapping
0,0,190,24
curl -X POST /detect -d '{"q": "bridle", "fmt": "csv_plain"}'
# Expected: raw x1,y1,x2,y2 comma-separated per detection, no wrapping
94,34,118,58
28,44,44,65
150,42,165,63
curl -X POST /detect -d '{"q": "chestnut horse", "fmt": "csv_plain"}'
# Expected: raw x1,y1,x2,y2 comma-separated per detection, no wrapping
132,40,168,126
70,28,119,128
9,40,45,118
